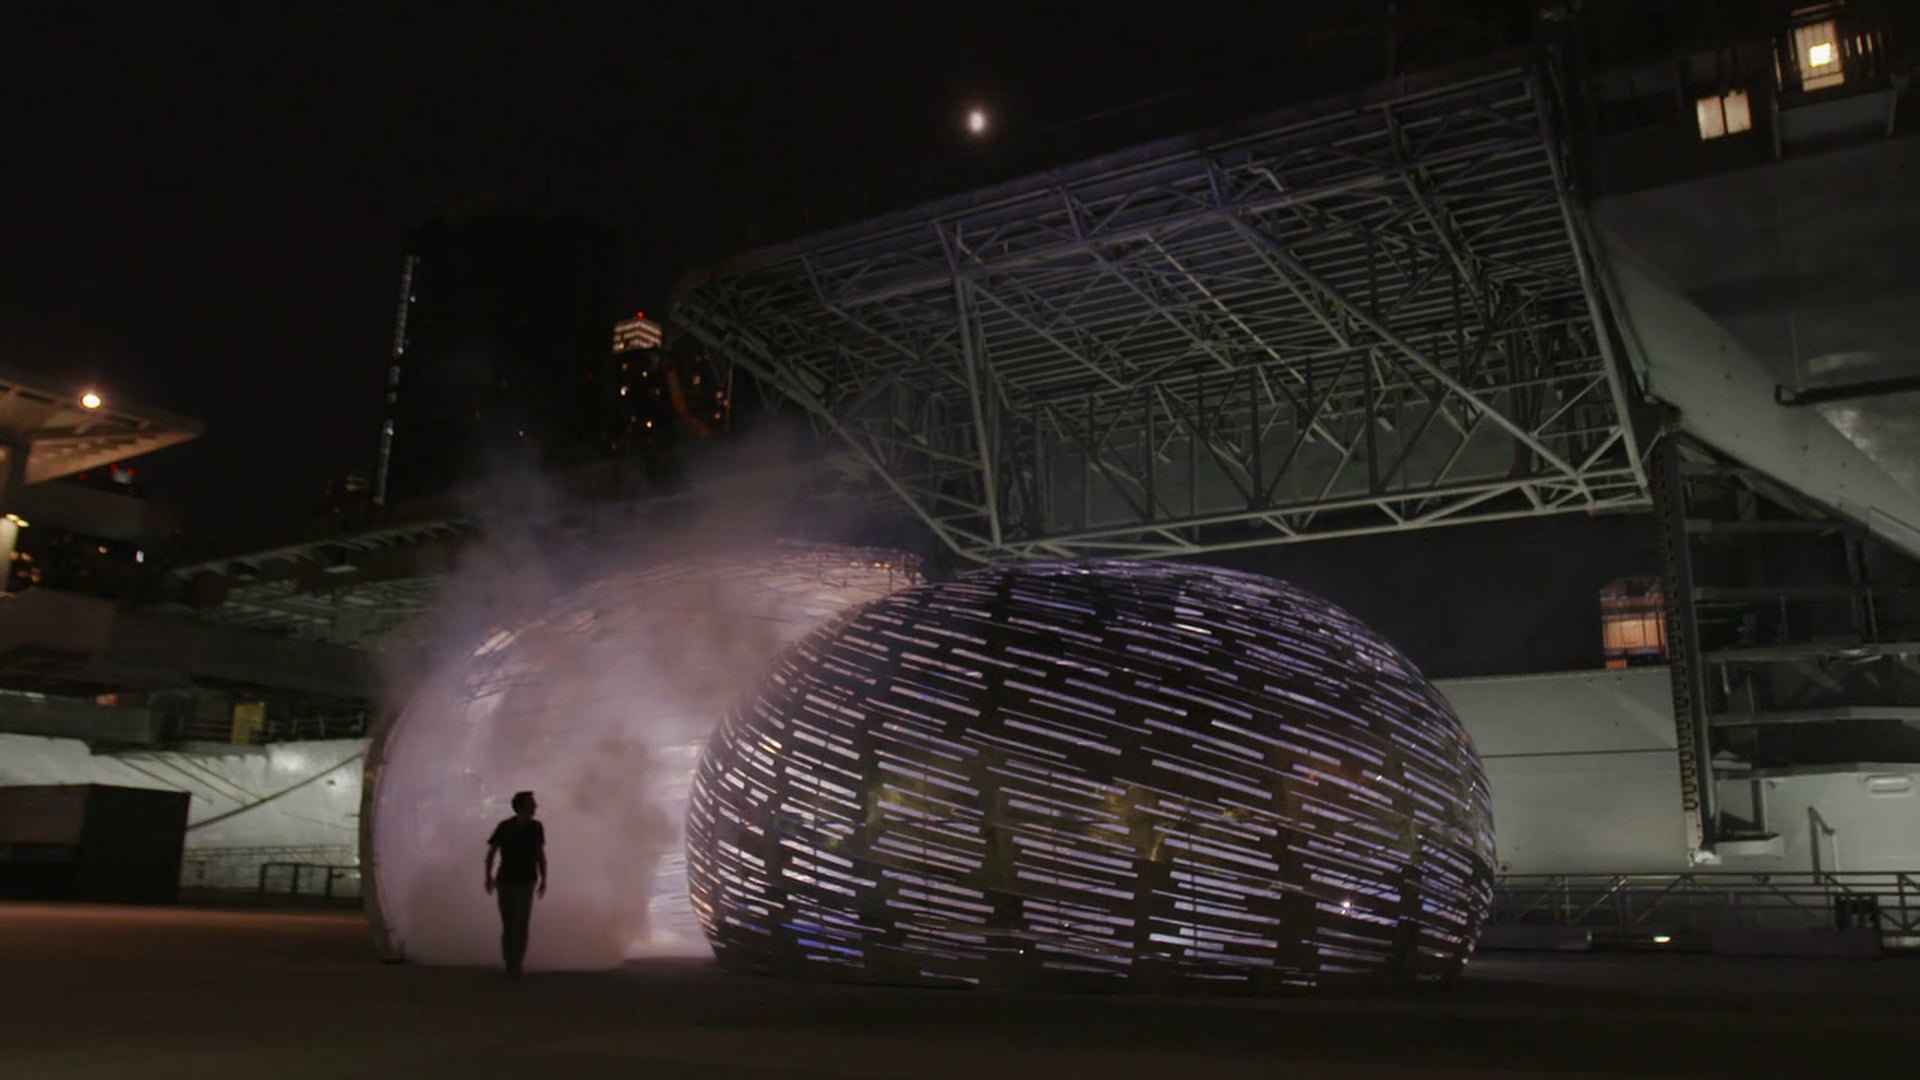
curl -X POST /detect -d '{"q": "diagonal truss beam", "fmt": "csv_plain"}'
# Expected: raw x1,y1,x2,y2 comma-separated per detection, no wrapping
672,63,1648,563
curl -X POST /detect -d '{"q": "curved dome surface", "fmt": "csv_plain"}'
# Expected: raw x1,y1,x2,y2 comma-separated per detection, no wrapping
687,560,1495,991
365,543,919,969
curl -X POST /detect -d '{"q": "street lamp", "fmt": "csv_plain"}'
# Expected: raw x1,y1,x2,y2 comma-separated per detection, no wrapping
80,391,102,410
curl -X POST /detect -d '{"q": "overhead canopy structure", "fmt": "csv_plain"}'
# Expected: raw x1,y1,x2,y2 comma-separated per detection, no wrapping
0,364,202,495
163,518,475,648
674,63,1649,561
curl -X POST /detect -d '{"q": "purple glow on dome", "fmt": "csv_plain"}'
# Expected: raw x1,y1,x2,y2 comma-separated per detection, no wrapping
364,544,920,970
687,560,1495,991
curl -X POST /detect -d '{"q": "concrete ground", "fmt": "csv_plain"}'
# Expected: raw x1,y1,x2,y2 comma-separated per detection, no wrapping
1,904,1912,1078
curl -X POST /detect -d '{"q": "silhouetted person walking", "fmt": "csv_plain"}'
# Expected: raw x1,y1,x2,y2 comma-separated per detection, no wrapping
484,791,547,977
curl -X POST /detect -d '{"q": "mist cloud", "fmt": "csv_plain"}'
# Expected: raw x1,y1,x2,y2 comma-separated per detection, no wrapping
365,439,918,970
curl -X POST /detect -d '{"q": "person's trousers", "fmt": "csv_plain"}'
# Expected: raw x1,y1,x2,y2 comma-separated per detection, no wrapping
496,880,536,973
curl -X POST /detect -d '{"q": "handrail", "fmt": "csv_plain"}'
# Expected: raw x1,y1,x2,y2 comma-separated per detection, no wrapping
257,860,361,902
181,845,360,894
1559,875,1625,925
1490,870,1920,945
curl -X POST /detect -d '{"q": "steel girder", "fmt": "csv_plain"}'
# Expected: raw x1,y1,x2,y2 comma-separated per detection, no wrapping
674,68,1649,562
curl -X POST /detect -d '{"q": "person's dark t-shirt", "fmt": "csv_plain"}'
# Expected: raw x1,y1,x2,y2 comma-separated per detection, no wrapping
489,818,545,883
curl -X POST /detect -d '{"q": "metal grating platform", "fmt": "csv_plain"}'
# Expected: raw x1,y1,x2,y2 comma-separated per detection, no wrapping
674,66,1648,561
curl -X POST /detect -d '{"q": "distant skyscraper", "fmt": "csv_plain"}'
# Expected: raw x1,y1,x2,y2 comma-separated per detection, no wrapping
611,314,662,354
374,211,623,505
606,314,732,455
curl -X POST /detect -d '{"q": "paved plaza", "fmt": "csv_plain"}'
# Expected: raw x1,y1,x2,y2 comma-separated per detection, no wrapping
1,903,1911,1078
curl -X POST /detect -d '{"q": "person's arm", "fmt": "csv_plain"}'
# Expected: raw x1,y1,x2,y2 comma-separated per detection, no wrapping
535,824,548,897
484,826,500,894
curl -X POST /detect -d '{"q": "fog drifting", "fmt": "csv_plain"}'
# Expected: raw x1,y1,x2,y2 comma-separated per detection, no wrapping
366,455,917,970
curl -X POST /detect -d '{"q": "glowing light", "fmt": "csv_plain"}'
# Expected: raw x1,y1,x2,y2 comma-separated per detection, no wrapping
79,392,102,410
4,514,27,528
689,560,1494,991
1792,21,1845,90
364,544,921,971
966,107,989,136
1652,934,1673,944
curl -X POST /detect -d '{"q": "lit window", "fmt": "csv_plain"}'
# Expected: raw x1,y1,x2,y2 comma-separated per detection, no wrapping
1601,614,1665,653
1694,90,1752,140
619,385,629,396
1794,20,1844,91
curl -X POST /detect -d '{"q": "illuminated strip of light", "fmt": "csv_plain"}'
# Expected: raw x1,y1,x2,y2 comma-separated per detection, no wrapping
686,560,1494,991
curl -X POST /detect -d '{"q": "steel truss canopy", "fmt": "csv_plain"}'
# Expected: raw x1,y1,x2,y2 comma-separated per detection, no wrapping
675,66,1649,561
0,364,201,487
165,519,474,647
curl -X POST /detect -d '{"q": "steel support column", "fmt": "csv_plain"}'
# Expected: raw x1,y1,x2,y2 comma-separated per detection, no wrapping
1652,434,1717,858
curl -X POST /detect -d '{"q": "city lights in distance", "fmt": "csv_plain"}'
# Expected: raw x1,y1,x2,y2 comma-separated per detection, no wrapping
80,391,102,410
966,107,989,136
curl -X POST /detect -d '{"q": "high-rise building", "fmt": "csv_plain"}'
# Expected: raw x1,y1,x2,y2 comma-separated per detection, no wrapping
373,211,623,505
611,313,662,354
602,315,729,457
605,314,732,457
608,313,671,455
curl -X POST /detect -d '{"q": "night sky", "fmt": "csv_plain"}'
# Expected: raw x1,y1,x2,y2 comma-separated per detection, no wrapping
5,2,1535,544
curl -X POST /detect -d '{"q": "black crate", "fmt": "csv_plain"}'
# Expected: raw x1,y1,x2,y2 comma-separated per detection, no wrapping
0,785,192,903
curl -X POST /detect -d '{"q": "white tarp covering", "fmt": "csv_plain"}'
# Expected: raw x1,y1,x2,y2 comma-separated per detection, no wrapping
8,665,1910,910
0,734,363,889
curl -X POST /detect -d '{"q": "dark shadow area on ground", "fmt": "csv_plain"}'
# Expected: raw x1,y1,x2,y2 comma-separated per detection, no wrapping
4,903,1914,1078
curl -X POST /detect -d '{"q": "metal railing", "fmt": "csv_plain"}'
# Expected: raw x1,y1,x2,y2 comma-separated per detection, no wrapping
1490,871,1920,946
260,712,370,744
180,844,359,893
256,861,361,903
